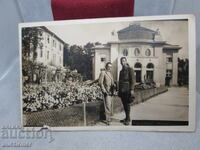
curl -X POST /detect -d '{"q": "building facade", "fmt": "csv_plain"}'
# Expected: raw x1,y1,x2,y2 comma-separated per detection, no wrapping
93,24,181,86
24,26,66,83
35,26,64,68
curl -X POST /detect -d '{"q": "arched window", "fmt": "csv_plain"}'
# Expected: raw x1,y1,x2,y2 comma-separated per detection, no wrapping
145,49,151,56
146,63,154,82
146,63,154,68
123,49,128,56
134,48,140,56
134,62,142,83
134,62,142,68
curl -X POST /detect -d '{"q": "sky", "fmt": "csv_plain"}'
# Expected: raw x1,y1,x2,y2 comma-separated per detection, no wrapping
47,20,188,59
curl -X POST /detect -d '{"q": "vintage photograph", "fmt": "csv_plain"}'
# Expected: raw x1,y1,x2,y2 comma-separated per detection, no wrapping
19,15,196,131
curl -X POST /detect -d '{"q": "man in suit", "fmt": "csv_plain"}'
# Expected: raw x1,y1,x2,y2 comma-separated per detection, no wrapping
99,62,115,125
118,57,135,125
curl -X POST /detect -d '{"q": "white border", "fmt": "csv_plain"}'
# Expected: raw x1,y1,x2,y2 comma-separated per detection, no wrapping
19,14,196,132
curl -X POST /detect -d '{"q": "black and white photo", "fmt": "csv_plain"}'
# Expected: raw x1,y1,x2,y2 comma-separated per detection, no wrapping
19,15,196,131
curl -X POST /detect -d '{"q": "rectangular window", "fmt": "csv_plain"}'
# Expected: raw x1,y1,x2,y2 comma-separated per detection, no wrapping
40,50,43,58
101,57,106,62
47,35,50,43
146,70,154,82
135,70,142,82
53,54,56,64
47,51,49,59
52,39,56,47
166,69,173,77
52,40,54,47
167,57,173,63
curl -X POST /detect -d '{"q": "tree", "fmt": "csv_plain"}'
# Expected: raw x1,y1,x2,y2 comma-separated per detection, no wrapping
63,42,99,80
178,58,189,86
95,42,101,46
83,42,94,56
22,27,43,61
22,27,44,83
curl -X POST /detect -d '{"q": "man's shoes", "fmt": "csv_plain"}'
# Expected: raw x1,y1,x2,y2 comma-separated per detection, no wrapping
102,120,110,126
120,118,130,125
106,121,110,126
124,120,130,125
120,118,126,123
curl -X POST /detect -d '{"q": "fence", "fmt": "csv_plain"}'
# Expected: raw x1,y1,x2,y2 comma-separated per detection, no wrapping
23,86,168,127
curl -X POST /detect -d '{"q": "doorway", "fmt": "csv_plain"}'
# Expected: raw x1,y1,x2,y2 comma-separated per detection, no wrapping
134,62,142,83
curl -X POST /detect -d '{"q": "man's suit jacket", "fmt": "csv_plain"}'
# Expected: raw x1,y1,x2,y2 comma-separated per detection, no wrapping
118,66,135,96
99,70,114,94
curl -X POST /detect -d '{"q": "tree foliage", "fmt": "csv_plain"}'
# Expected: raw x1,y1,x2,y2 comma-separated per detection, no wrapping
64,42,100,80
22,27,44,82
178,58,189,86
22,27,43,61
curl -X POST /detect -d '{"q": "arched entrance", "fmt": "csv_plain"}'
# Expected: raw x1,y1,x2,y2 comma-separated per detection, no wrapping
134,62,142,83
146,63,154,82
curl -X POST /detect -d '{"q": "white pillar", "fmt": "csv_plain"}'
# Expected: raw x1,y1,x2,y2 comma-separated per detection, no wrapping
172,52,178,86
110,44,119,81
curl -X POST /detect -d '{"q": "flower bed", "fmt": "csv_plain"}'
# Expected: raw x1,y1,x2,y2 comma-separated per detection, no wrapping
23,86,168,127
22,81,103,112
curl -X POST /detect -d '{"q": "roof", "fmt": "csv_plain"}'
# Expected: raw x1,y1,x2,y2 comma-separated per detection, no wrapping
118,24,157,34
108,40,166,45
39,26,66,44
117,24,159,41
163,44,182,50
93,44,110,50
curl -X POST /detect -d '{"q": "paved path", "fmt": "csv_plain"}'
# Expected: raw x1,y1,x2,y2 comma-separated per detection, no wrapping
96,87,189,126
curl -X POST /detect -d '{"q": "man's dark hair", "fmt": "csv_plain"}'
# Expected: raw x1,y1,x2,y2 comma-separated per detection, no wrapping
120,57,127,63
120,57,130,67
105,62,112,69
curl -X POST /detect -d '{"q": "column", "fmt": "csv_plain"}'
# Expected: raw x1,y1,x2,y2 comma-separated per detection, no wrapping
172,52,178,86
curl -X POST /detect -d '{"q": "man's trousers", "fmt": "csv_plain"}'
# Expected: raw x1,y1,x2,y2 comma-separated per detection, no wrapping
103,94,113,122
120,93,131,121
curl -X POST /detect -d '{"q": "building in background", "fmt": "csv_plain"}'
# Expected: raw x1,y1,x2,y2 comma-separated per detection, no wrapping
22,26,66,83
93,24,182,86
35,26,65,68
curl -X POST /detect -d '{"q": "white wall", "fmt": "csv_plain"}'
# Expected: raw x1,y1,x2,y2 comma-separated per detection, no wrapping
36,30,64,67
94,49,110,79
